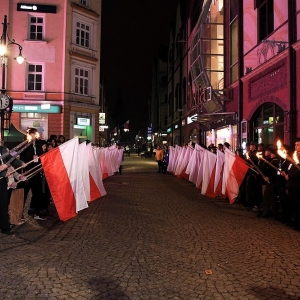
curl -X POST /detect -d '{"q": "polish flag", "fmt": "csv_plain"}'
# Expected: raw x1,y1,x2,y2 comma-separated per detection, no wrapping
201,149,217,197
87,143,107,201
77,142,90,212
99,147,109,179
214,150,225,197
40,138,85,221
222,149,249,204
195,145,205,189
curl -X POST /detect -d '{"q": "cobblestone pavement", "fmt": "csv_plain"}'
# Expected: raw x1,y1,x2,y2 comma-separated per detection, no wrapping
1,154,300,299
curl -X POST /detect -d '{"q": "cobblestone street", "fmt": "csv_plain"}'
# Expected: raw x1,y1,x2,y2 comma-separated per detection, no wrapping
1,154,300,299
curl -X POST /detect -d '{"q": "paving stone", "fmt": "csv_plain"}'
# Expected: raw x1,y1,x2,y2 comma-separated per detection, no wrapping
0,155,300,299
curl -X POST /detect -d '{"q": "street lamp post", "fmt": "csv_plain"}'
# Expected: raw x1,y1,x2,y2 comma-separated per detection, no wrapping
0,15,25,139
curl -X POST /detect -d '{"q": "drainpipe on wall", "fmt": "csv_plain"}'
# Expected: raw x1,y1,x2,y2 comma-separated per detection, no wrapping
237,0,244,148
288,0,297,144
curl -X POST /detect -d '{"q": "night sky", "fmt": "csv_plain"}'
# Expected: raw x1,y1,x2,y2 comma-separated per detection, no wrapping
101,0,178,143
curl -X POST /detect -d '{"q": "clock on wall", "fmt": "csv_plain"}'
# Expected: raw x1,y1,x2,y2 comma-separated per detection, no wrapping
0,94,10,110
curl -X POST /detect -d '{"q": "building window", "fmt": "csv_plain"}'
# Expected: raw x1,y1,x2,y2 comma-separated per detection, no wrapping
76,21,90,48
75,67,89,95
257,0,274,42
79,0,89,6
29,16,44,40
27,64,43,91
252,102,284,146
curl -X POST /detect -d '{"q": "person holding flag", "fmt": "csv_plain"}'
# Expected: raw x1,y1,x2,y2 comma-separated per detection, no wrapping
20,128,48,221
0,139,26,235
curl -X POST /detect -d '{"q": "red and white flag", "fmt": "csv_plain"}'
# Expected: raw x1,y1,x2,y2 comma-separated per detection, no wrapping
77,141,90,212
195,145,205,189
40,138,85,221
222,149,249,204
214,149,225,197
87,143,107,201
201,149,217,197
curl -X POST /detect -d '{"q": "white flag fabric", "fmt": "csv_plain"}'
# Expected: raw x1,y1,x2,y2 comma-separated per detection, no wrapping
77,142,90,212
201,150,217,195
214,150,225,193
195,145,205,189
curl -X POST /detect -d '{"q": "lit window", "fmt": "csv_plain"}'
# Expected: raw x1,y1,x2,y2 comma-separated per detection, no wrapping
76,21,90,48
75,67,89,95
27,64,43,91
29,16,44,40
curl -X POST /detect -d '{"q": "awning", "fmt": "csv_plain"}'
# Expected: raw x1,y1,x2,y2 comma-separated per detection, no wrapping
191,112,236,126
4,123,26,142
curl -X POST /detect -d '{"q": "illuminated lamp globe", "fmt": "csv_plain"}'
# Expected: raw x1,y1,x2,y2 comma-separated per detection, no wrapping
0,45,6,56
14,54,25,64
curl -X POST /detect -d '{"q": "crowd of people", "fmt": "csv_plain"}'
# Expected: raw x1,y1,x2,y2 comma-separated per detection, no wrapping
2,132,300,235
0,129,66,235
235,140,300,231
154,139,300,231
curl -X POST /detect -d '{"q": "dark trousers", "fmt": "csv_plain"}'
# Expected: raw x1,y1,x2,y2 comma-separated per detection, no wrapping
288,187,300,228
157,160,163,172
262,184,275,216
28,173,48,214
0,178,10,231
162,162,168,173
246,175,262,207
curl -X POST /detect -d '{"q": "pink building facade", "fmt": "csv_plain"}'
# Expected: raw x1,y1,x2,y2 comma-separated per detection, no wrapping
0,0,102,143
164,0,300,150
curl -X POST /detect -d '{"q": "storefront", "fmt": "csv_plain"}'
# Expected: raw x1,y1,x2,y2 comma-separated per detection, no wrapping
71,114,93,142
205,125,237,150
11,104,62,140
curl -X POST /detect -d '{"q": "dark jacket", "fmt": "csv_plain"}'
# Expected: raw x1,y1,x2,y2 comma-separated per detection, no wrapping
286,163,300,189
20,140,44,172
0,146,23,178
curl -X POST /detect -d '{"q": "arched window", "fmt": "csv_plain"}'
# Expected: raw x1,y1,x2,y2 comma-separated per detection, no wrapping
252,102,284,147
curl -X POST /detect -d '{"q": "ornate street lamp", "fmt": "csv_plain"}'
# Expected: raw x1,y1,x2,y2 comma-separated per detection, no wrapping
0,15,25,139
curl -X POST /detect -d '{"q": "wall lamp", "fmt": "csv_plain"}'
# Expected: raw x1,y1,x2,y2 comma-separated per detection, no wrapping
261,39,289,54
0,15,25,66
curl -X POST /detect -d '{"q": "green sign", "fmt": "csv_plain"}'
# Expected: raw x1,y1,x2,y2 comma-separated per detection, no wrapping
12,104,61,113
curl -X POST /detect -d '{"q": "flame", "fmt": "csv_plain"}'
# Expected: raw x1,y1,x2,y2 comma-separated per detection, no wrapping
276,140,287,159
256,152,263,159
293,151,299,164
26,134,32,142
277,140,282,150
26,131,40,142
278,148,287,159
246,153,249,159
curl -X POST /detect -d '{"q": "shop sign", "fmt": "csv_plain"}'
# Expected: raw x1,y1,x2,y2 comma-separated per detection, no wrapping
13,104,61,113
17,3,57,13
99,125,108,131
99,113,105,124
77,118,90,126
